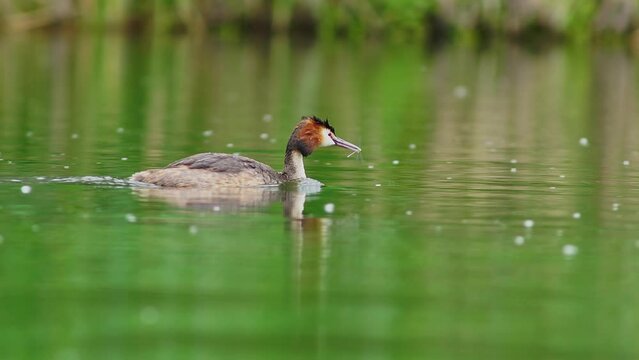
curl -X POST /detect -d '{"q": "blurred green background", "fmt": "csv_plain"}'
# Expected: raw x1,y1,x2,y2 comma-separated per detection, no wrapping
3,1,639,359
2,0,639,42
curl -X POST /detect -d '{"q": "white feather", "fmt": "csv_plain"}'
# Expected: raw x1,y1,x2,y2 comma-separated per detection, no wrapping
319,127,335,147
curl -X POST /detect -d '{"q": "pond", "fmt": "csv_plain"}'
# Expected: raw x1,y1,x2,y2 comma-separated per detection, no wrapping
1,34,639,359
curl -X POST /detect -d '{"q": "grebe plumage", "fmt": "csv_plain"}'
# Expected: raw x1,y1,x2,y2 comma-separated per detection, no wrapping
131,116,361,187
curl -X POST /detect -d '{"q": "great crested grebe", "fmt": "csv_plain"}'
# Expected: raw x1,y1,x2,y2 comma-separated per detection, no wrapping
131,116,361,187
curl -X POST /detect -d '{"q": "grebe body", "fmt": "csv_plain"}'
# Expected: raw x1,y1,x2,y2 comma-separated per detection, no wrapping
131,116,361,188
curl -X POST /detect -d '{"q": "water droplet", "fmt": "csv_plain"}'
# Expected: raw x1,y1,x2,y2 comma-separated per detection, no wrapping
392,160,400,165
259,133,269,140
514,236,525,246
454,85,468,98
140,306,159,325
324,203,335,213
579,137,589,146
572,212,581,219
562,244,578,256
20,185,32,194
202,130,213,137
57,348,80,360
523,219,534,228
125,213,137,223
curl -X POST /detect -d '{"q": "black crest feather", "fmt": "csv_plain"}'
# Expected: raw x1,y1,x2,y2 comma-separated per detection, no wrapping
302,115,336,134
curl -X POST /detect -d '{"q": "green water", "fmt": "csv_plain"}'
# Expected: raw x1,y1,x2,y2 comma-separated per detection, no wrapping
1,34,639,359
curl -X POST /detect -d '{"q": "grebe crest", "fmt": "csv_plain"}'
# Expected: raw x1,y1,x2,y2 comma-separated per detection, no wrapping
286,116,336,156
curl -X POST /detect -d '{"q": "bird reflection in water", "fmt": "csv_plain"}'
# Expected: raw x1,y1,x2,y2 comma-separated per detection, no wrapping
133,178,323,219
134,179,333,340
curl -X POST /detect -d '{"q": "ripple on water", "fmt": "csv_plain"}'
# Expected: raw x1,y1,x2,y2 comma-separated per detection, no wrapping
44,176,155,188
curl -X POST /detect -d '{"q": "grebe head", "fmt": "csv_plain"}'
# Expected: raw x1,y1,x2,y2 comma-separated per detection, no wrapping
286,115,361,157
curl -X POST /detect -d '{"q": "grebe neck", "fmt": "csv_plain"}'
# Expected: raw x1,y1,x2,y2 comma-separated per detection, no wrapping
282,149,306,180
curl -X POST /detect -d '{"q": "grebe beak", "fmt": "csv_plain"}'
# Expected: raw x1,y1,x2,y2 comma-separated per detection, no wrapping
329,133,362,153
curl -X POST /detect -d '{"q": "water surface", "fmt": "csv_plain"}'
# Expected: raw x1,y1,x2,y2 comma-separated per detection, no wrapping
1,34,639,359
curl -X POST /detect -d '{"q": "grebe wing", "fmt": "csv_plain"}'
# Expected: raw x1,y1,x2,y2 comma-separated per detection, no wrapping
166,152,276,174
